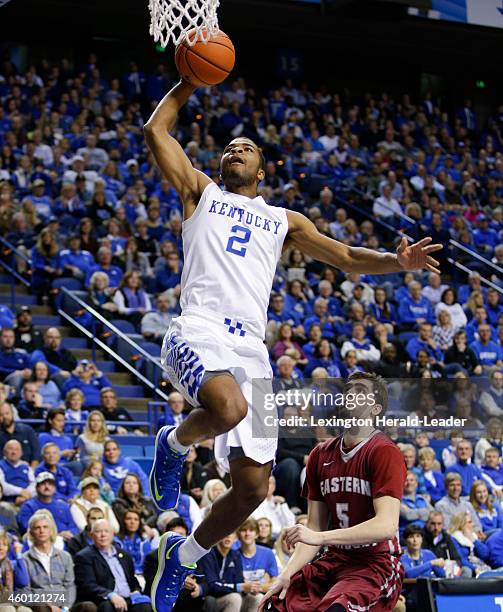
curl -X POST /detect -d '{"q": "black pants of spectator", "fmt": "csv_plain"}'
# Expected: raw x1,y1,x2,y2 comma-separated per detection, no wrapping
31,604,97,612
275,458,303,509
98,600,151,612
173,588,206,611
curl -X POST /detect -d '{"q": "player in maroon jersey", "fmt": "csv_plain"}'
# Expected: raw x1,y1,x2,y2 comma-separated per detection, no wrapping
260,371,407,612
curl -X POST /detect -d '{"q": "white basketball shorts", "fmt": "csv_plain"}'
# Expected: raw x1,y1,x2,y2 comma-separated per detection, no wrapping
161,307,277,471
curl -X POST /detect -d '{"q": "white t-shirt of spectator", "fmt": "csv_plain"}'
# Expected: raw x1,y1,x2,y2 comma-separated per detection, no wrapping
435,302,468,331
319,134,339,153
373,195,403,219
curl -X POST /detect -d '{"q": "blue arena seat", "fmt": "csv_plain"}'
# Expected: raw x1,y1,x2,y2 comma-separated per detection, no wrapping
120,445,145,457
134,458,154,476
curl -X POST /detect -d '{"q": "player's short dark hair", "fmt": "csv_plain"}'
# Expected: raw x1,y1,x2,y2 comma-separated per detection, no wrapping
346,371,388,413
227,137,265,173
164,517,189,534
257,147,266,173
237,517,259,535
403,524,424,540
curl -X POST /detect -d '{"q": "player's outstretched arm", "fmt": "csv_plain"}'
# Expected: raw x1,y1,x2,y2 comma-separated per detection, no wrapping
143,80,211,218
258,499,329,611
284,496,400,548
286,210,442,275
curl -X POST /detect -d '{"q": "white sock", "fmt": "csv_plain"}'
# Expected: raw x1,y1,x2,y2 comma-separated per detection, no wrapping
178,533,210,566
167,428,190,454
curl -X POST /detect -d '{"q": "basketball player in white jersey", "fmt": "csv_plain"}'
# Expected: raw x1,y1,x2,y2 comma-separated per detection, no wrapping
143,79,442,612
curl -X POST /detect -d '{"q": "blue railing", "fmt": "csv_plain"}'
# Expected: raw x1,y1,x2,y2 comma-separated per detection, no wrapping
0,236,31,306
334,188,503,295
57,287,170,403
24,418,154,434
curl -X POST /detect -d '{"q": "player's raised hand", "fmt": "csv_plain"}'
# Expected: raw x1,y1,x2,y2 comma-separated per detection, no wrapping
284,524,324,547
258,574,291,611
396,237,443,274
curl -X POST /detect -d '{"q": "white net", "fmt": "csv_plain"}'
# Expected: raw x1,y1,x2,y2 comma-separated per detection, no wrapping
149,0,220,48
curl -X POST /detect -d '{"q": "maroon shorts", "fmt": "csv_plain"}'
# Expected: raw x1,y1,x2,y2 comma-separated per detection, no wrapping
268,548,403,612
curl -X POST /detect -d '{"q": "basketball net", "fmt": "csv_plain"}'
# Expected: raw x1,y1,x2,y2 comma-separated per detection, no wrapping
149,0,220,47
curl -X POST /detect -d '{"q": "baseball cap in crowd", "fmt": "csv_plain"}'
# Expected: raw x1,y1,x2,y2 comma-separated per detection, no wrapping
35,472,56,485
32,178,45,188
16,306,31,316
125,159,139,168
283,183,295,193
72,155,85,164
79,477,100,490
47,216,58,224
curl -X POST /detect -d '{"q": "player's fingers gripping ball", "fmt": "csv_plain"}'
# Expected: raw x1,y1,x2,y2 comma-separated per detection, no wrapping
175,29,235,87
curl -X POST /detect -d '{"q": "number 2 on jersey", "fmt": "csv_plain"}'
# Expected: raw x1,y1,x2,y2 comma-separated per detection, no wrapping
225,225,251,257
336,503,349,528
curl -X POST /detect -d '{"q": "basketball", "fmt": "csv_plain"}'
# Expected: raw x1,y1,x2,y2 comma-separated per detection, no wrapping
175,29,235,87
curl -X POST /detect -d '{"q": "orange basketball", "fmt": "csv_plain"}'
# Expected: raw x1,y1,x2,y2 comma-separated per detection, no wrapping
175,29,235,87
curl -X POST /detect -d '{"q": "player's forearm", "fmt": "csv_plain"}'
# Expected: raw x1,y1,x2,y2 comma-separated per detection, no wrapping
144,80,196,133
321,515,397,546
280,541,321,579
341,246,402,274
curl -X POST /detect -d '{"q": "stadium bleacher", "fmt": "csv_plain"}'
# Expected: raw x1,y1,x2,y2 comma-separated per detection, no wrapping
0,36,502,612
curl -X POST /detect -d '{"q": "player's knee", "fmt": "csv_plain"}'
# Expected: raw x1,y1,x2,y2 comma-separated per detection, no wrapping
236,477,269,509
214,395,248,433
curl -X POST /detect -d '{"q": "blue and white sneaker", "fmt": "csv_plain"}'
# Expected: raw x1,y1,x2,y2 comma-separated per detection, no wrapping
149,425,188,511
151,532,196,612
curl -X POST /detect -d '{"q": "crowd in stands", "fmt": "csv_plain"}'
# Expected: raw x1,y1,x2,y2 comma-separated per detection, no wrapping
0,52,502,611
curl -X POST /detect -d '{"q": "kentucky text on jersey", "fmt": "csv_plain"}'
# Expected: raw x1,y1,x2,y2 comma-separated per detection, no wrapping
208,200,283,234
319,476,372,497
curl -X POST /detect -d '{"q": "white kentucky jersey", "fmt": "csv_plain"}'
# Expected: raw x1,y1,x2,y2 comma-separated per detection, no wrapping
180,182,288,339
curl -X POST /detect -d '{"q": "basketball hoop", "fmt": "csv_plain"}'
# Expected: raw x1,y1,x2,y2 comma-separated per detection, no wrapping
148,0,220,48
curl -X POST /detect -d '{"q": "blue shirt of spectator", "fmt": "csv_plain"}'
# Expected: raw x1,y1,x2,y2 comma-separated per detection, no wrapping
174,493,195,534
303,299,337,337
418,448,446,504
473,219,499,254
401,525,445,610
470,326,503,367
485,290,503,327
0,307,14,330
400,492,431,537
239,539,278,586
450,440,494,496
35,460,78,501
1,539,29,589
450,528,490,575
481,462,503,487
0,454,34,504
406,324,443,362
17,473,79,535
465,311,495,344
59,243,95,280
398,283,436,326
0,407,40,465
268,294,302,328
38,429,75,463
154,250,182,290
117,529,151,575
472,500,503,535
85,263,123,289
305,346,341,378
61,365,112,408
301,324,323,359
198,539,244,598
25,189,52,222
102,440,149,495
369,301,397,326
486,529,503,569
0,327,32,380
